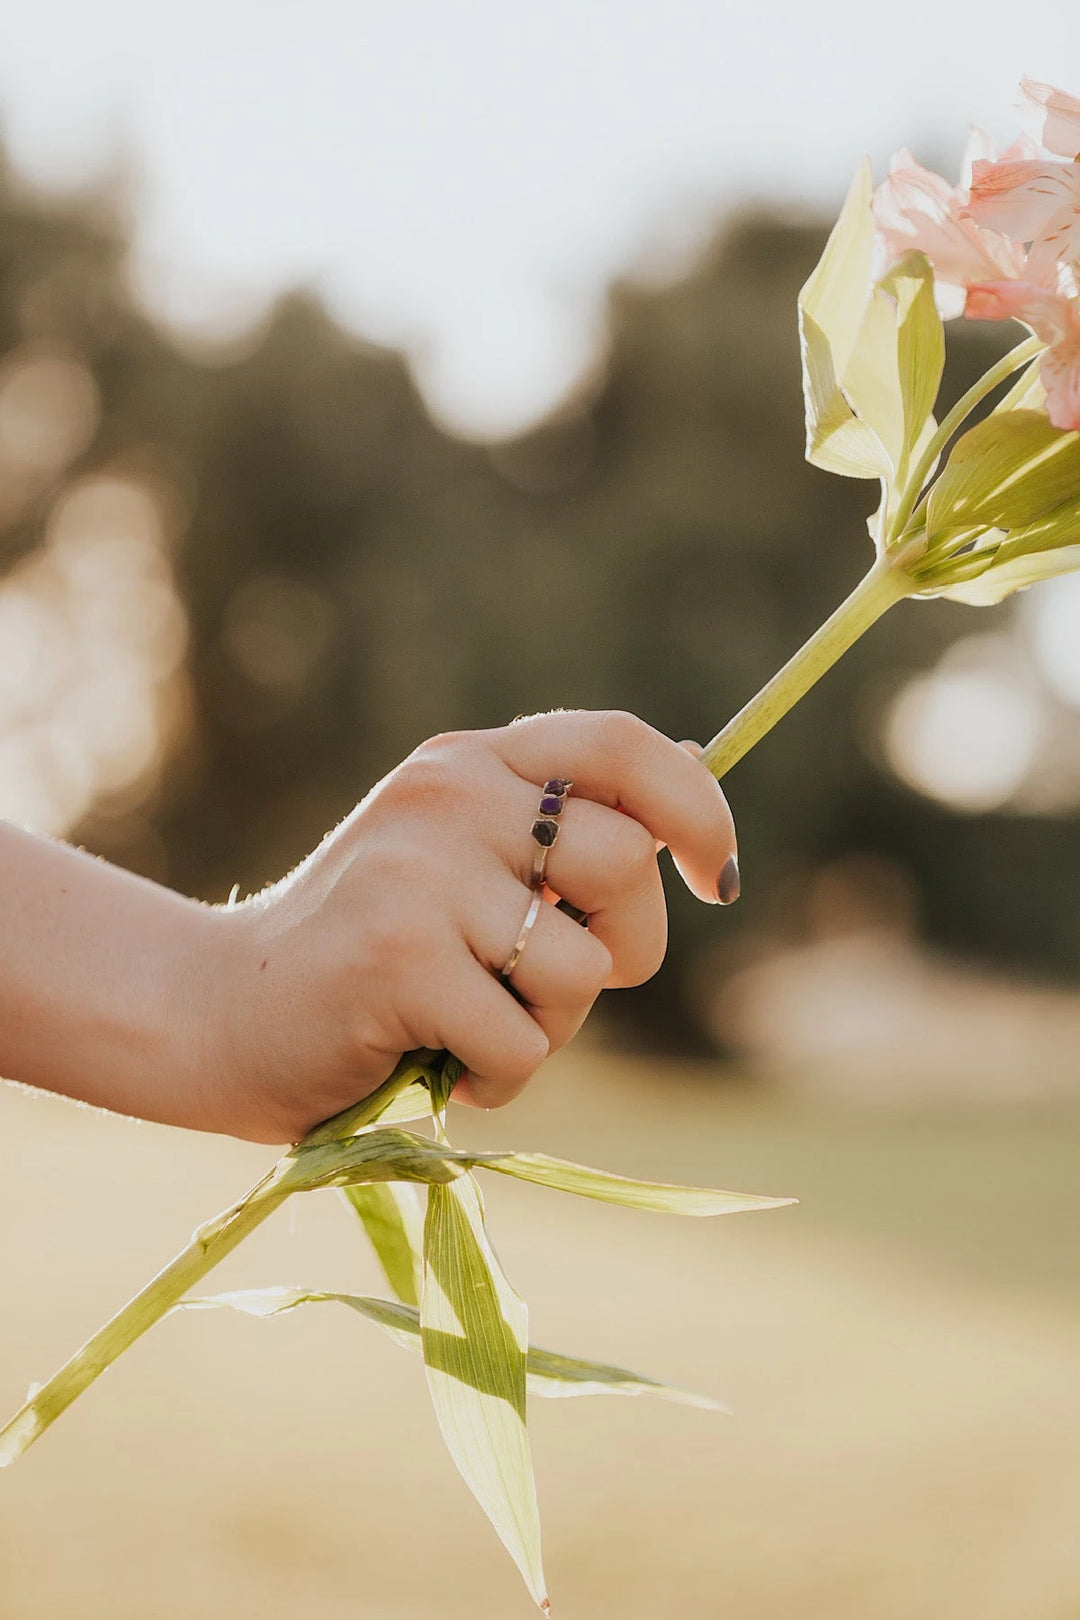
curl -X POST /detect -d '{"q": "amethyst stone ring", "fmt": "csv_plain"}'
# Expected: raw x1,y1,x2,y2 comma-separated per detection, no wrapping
530,777,573,887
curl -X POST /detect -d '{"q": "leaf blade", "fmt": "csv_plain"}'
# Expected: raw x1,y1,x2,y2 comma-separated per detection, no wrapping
422,1175,547,1612
484,1151,795,1215
342,1182,424,1306
927,410,1080,543
183,1287,728,1409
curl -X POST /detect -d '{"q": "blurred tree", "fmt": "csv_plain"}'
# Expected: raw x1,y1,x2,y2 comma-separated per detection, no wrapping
1,154,1078,1057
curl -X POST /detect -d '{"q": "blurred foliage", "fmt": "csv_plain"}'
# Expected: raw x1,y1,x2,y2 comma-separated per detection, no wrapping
2,153,1080,1054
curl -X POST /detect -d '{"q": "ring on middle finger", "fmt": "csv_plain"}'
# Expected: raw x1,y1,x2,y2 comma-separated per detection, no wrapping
530,776,572,888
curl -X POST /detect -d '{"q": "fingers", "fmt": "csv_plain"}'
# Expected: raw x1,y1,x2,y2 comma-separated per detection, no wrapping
470,881,616,1049
492,710,736,905
518,796,669,986
427,949,549,1108
511,920,614,1042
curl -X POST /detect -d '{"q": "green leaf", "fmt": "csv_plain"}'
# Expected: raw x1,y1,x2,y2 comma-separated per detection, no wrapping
427,1051,465,1116
422,1174,547,1612
484,1151,795,1215
183,1288,728,1409
886,253,945,455
993,357,1046,415
842,252,943,491
282,1130,790,1219
522,1341,725,1409
798,159,888,479
372,1081,437,1126
278,1127,479,1196
939,544,1080,603
927,411,1080,544
343,1183,424,1306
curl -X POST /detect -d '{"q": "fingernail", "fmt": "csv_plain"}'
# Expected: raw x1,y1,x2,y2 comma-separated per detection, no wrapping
717,854,741,905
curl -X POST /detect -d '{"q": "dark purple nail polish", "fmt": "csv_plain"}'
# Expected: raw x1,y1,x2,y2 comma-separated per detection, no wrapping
717,854,741,905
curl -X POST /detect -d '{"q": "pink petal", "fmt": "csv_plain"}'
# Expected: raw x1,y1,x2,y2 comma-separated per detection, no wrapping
965,278,1080,432
963,279,1076,346
874,152,1025,290
1041,339,1080,430
966,159,1080,244
1018,77,1080,160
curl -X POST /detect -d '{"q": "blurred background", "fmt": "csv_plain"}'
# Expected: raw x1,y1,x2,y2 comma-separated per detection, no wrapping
1,3,1079,1616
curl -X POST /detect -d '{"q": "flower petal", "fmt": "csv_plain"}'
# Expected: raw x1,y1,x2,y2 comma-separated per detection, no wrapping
964,279,1074,344
1041,338,1080,430
963,280,1080,432
873,152,1024,292
1018,77,1080,160
967,159,1080,252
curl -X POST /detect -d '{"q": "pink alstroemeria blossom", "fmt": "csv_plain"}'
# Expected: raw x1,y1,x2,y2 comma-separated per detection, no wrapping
1018,77,1080,160
873,137,1026,313
965,280,1080,429
967,157,1080,284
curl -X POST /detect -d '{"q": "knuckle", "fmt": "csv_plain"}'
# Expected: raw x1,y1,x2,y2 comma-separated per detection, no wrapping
595,708,653,765
393,731,487,811
395,750,462,809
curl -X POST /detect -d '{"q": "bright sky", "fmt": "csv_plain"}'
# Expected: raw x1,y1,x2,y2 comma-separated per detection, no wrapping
0,1,1076,436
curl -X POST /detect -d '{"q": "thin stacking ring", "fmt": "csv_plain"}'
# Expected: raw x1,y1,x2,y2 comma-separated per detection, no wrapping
501,889,543,980
530,777,573,888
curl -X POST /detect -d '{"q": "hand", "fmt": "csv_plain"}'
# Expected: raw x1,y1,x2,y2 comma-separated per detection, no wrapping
206,710,737,1142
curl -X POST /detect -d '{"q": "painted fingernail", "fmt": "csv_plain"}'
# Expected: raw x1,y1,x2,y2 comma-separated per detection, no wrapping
717,854,741,905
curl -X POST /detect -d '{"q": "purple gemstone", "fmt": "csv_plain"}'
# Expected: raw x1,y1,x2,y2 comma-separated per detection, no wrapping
543,778,572,796
539,794,564,816
531,817,559,847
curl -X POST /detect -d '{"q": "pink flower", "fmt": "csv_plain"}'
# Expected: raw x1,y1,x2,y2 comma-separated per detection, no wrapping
1018,77,1080,160
965,280,1080,429
873,138,1027,312
966,158,1080,284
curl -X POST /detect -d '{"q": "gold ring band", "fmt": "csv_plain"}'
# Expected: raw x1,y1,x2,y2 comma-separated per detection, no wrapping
501,889,544,980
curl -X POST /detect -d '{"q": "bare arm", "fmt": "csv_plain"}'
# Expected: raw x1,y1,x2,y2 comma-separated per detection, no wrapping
0,820,219,1130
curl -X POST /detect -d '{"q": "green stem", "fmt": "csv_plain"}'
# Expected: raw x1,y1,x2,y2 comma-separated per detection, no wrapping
885,335,1042,546
0,1057,426,1467
0,1176,286,1467
700,554,911,780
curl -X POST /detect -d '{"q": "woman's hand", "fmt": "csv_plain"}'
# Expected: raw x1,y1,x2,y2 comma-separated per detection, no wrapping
206,710,737,1142
0,710,736,1144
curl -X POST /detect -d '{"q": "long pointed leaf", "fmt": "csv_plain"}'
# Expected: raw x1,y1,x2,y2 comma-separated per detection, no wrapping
422,1174,547,1612
483,1152,795,1215
283,1131,790,1219
183,1288,727,1409
343,1183,424,1306
927,410,1080,543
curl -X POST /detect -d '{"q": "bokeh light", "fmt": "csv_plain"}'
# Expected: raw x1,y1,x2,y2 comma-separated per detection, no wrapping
884,635,1043,813
0,474,188,834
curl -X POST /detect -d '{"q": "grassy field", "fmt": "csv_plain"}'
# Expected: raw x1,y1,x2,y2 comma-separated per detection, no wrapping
2,1050,1079,1619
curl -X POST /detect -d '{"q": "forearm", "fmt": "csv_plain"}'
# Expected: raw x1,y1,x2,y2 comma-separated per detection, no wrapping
0,821,216,1128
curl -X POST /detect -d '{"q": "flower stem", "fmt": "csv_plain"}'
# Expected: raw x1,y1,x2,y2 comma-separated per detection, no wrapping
0,1059,425,1467
700,554,911,780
